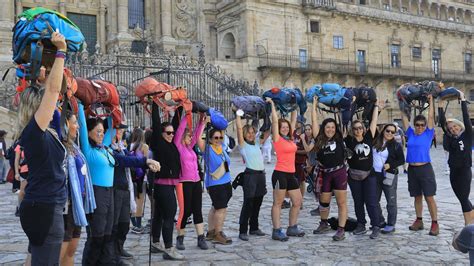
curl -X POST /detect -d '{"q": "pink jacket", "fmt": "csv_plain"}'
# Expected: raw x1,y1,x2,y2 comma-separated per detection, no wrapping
173,116,205,183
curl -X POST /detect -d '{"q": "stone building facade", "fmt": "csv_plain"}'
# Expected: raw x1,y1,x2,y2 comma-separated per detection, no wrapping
0,0,473,121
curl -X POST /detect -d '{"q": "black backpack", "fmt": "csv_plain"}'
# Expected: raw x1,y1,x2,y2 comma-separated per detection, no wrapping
228,136,236,150
5,140,20,168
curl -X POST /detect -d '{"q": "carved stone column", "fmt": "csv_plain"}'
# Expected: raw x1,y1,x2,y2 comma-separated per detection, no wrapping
160,0,176,50
116,0,133,44
99,5,106,52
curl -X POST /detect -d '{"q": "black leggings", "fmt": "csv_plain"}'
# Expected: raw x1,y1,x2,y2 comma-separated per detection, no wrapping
239,196,264,234
450,167,473,213
178,182,204,229
152,184,177,248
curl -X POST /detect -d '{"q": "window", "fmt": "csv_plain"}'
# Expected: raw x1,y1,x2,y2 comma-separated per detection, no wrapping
383,3,391,10
129,0,145,29
391,44,400,67
310,21,320,33
131,40,146,53
299,49,308,69
401,7,408,13
465,52,472,74
470,89,474,101
68,13,97,54
359,0,366,5
412,47,422,59
432,49,441,78
333,36,344,49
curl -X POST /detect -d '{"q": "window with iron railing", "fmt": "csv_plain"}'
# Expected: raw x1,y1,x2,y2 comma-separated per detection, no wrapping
129,0,145,29
465,53,472,74
412,47,422,59
391,44,401,67
67,13,97,54
333,36,344,49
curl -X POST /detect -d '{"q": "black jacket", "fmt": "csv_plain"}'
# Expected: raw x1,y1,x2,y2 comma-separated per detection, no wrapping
383,141,405,174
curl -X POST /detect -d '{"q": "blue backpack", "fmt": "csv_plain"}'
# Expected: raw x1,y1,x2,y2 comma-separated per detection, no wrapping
262,87,307,117
12,8,84,80
306,83,346,107
438,87,460,101
208,108,228,130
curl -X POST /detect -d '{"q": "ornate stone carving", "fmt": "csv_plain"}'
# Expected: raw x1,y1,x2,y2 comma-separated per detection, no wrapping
173,0,198,40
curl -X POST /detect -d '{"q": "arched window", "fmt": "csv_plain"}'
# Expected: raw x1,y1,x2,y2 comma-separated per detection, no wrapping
129,0,145,29
221,33,236,59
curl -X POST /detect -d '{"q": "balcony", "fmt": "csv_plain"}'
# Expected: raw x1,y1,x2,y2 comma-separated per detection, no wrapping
257,53,474,82
302,0,336,9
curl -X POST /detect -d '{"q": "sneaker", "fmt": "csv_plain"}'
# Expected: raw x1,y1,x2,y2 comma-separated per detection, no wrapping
249,229,266,236
409,219,424,231
14,207,20,217
239,233,249,241
197,234,208,250
213,231,232,245
131,226,144,234
332,228,345,241
310,207,320,216
286,225,305,237
162,247,184,260
150,241,166,253
429,222,439,236
176,235,185,250
271,228,289,241
352,223,367,235
381,225,396,234
120,249,134,259
313,221,331,234
281,200,291,209
206,229,216,241
370,226,381,239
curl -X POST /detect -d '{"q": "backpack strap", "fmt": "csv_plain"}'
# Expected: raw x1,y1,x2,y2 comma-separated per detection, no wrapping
29,41,43,82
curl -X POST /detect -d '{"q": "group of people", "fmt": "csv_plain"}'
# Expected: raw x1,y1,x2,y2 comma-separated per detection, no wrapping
7,32,473,266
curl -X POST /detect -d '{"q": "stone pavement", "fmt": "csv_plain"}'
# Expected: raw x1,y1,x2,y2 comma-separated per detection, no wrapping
0,147,471,265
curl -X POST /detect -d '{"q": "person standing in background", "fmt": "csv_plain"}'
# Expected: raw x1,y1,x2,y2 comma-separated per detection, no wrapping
0,130,7,184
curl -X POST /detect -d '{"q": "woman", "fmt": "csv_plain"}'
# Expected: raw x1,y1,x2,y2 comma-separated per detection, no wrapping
311,97,348,241
401,95,439,236
197,127,233,245
60,110,96,266
0,130,7,184
129,128,149,233
266,98,304,242
343,103,380,238
18,32,67,265
150,102,184,260
372,123,405,235
235,111,270,241
294,122,311,207
438,91,473,225
174,113,208,250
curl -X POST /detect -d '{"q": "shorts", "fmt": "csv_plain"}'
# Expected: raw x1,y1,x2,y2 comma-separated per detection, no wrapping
208,182,232,210
408,163,436,197
272,170,299,191
20,172,28,182
63,207,81,241
321,168,348,193
295,163,306,183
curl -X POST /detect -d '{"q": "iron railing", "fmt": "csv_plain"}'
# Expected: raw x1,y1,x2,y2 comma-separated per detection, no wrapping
258,53,474,82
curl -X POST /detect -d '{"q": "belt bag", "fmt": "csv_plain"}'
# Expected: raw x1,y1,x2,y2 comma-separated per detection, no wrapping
211,161,229,181
349,168,371,181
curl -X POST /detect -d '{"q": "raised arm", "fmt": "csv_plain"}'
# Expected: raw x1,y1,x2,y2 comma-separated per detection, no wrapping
235,114,245,146
35,32,66,131
174,115,188,148
290,110,297,137
259,130,271,145
78,103,92,155
311,97,320,138
301,134,315,153
427,95,435,129
401,111,410,132
197,116,210,152
266,98,280,142
437,99,448,134
460,91,471,136
369,100,380,138
103,117,114,147
151,101,163,152
191,114,206,148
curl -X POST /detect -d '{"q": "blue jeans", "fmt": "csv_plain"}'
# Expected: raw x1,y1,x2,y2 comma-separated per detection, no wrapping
375,171,398,226
348,173,380,227
0,158,7,182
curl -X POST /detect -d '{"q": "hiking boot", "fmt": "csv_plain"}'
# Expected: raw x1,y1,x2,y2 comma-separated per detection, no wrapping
352,223,367,235
409,219,424,231
176,235,185,250
381,225,396,234
239,233,249,241
206,229,216,240
120,248,134,259
249,229,266,236
271,228,289,241
332,227,345,241
310,207,320,216
281,200,291,209
286,225,305,237
150,241,165,253
313,221,331,234
370,226,381,239
197,234,208,250
213,231,232,245
429,222,439,236
162,247,184,260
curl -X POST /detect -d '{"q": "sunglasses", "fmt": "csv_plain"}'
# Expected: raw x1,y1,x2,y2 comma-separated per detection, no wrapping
213,136,224,140
414,123,426,127
385,129,395,134
164,131,175,135
352,126,363,131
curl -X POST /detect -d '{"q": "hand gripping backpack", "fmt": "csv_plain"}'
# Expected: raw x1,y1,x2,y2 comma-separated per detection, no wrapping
12,7,84,80
231,96,271,132
438,87,460,101
262,87,307,117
